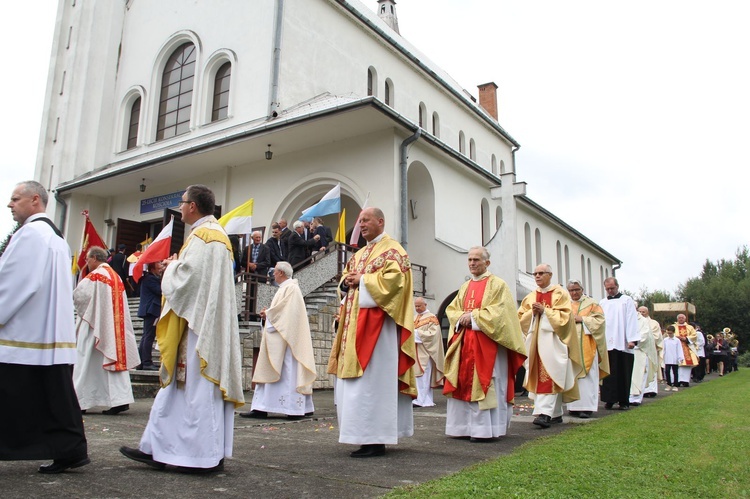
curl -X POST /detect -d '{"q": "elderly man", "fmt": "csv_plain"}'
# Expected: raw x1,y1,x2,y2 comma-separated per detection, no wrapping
519,264,582,428
629,304,658,406
444,247,526,441
240,230,271,279
287,220,320,267
673,314,698,387
73,246,140,415
565,280,608,419
0,180,88,473
638,306,663,397
599,277,639,410
413,297,445,408
120,185,244,473
240,262,316,420
328,207,417,458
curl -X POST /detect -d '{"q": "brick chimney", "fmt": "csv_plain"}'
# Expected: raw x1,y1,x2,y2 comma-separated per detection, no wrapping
478,82,498,121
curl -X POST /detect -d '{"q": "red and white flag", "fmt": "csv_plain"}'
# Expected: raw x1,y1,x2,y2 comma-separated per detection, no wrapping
132,218,173,283
77,211,107,278
348,193,370,248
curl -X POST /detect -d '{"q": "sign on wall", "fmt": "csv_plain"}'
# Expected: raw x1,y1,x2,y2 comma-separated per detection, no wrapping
140,191,183,214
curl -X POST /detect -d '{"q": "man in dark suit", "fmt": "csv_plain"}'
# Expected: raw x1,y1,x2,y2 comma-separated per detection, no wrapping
278,218,292,248
240,231,271,281
287,220,320,267
136,261,164,370
312,217,333,249
111,244,130,291
266,223,286,267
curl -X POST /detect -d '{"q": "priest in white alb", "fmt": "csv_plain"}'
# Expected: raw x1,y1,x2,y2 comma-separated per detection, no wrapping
240,261,316,420
120,185,244,473
629,304,658,406
413,297,445,408
73,246,140,415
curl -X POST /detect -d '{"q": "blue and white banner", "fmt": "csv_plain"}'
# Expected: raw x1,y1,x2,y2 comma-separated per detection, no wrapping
300,184,341,220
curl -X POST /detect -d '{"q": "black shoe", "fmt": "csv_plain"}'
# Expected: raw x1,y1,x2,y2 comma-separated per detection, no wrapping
604,403,614,410
142,364,159,371
38,455,90,474
287,415,305,421
569,410,580,417
579,411,592,419
469,437,493,443
644,392,657,398
350,444,386,458
532,414,551,428
102,404,129,415
176,459,224,474
305,412,314,417
630,402,641,407
239,410,268,419
81,409,87,414
550,416,563,424
119,446,166,470
618,405,630,411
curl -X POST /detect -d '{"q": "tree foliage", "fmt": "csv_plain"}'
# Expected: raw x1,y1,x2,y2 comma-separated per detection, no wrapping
678,246,750,351
0,223,20,258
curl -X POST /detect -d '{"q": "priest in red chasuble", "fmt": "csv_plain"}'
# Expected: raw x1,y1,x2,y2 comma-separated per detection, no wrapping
443,247,526,442
518,264,583,429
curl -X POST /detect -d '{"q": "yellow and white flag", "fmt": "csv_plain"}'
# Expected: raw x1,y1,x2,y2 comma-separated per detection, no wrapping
218,198,254,235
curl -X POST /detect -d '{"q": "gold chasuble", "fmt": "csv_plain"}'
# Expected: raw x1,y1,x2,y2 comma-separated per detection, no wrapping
519,285,583,403
443,274,526,406
327,234,417,396
674,323,699,366
571,296,610,379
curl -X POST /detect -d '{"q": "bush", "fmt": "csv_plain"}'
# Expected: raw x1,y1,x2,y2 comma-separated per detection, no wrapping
737,351,750,368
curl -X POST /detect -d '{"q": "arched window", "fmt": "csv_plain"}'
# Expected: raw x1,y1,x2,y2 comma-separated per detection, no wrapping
367,67,375,96
491,154,498,175
469,138,476,160
126,97,141,150
500,160,506,174
156,42,196,141
481,199,490,245
384,78,393,106
587,258,592,293
600,266,605,299
564,245,570,282
556,241,563,285
432,112,440,137
211,62,231,122
535,228,542,265
495,206,502,230
581,255,586,287
524,223,532,273
459,131,466,154
418,102,426,128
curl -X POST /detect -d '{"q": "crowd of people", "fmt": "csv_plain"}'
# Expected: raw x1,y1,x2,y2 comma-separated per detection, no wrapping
0,180,740,476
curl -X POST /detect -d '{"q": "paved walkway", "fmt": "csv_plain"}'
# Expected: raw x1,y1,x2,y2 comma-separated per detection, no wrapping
1,375,709,498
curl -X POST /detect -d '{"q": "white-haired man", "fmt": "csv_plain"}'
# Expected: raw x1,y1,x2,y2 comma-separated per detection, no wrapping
240,261,316,420
413,297,445,408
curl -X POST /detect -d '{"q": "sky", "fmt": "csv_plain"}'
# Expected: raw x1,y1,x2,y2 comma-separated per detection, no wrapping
1,1,748,294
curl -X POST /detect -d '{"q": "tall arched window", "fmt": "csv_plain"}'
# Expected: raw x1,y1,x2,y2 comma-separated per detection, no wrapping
535,228,542,265
495,206,502,230
600,266,605,299
459,131,466,154
418,102,426,128
432,112,440,137
384,78,393,106
367,67,375,96
491,154,498,175
524,223,532,273
156,42,196,141
126,97,141,150
469,138,476,160
581,255,586,287
556,241,563,285
500,160,506,174
587,258,593,293
564,245,570,282
211,62,231,122
481,199,490,245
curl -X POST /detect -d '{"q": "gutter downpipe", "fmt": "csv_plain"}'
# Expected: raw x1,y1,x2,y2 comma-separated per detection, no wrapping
612,262,622,276
268,0,284,118
400,128,421,249
54,191,68,236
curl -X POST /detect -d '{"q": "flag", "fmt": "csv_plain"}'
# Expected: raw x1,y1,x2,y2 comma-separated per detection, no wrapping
335,209,346,243
133,218,173,283
218,198,254,235
72,252,79,276
77,211,107,272
349,193,370,248
300,184,341,221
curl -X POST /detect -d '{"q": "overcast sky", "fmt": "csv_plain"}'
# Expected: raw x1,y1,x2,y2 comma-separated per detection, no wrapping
1,1,747,294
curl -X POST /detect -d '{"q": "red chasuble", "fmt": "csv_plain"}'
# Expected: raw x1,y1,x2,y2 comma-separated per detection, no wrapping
534,290,555,394
85,265,129,371
445,279,499,402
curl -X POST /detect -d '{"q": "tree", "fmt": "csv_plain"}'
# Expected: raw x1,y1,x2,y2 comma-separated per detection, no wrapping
0,223,20,258
678,246,750,352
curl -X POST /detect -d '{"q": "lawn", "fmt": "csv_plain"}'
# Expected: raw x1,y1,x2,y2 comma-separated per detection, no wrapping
389,370,749,498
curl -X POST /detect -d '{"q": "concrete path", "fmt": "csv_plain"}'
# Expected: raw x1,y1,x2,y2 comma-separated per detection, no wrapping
0,376,701,498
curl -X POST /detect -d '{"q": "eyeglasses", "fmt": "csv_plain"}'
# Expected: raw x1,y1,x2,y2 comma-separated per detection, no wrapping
532,272,550,276
177,200,193,206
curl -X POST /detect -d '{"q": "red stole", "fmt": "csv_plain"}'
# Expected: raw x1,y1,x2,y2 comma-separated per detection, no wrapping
677,325,696,366
534,290,555,394
85,265,129,371
444,278,498,402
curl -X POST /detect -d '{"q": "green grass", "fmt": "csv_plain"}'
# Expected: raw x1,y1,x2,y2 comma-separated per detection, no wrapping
389,371,750,498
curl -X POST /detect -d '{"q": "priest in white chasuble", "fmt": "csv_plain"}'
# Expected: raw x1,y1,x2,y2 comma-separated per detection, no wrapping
565,280,609,419
443,247,526,441
73,246,139,415
120,185,244,474
328,207,417,458
519,264,583,429
412,297,445,408
241,261,316,420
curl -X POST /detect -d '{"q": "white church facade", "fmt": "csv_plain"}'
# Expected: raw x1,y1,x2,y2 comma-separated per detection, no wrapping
34,0,620,319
